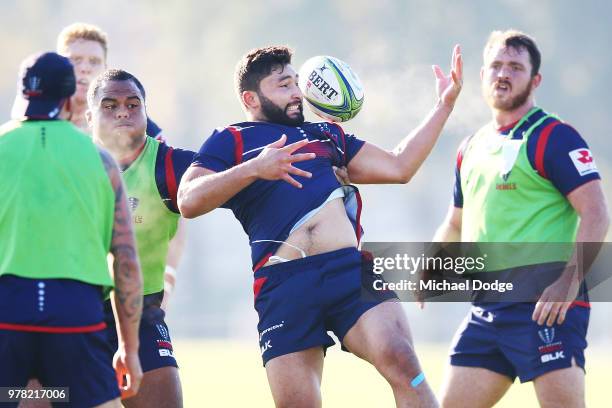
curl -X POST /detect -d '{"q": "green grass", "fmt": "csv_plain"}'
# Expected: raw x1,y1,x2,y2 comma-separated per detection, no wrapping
175,340,610,407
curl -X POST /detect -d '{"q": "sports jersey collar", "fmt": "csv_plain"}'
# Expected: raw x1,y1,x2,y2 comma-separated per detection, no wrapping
496,121,518,133
496,107,545,137
119,138,148,171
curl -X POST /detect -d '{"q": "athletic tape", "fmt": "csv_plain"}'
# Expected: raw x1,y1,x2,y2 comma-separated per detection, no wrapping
410,372,425,388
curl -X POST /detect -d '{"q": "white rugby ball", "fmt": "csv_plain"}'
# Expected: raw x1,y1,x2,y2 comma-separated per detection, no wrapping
298,55,364,122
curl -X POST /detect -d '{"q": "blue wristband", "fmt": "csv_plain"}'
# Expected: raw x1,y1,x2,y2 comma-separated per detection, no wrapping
410,372,425,388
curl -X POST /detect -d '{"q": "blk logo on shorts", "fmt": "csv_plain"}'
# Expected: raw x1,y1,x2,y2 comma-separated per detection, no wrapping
537,327,565,363
157,339,174,357
260,340,272,355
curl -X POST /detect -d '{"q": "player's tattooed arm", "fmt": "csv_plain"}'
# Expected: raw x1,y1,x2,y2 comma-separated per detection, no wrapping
99,147,143,352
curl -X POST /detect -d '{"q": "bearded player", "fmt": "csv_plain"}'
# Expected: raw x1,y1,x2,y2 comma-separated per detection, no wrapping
178,45,462,407
434,30,609,407
87,69,195,408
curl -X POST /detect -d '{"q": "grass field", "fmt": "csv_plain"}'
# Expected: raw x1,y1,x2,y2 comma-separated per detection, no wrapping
175,340,610,407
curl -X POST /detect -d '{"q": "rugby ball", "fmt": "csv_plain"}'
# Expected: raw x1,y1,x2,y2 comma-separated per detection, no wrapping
298,56,364,122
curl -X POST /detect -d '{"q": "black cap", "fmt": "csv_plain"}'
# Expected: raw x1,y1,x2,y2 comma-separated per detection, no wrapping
11,52,76,120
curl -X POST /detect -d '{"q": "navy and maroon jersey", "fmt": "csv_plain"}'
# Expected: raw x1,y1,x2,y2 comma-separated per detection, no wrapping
454,109,600,207
192,121,366,268
154,141,195,213
147,117,163,140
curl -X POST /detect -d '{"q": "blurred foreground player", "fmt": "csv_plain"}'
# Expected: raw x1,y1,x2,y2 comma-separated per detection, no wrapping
434,30,610,408
87,69,195,408
0,52,143,407
179,45,463,407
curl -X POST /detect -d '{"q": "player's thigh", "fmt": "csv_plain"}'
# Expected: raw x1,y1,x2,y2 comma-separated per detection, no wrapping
440,366,513,408
39,331,119,408
342,301,414,365
533,362,585,408
18,380,50,408
122,366,182,408
265,347,324,408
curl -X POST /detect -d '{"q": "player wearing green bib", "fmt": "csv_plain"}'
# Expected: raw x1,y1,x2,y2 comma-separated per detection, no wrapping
55,23,184,310
434,31,609,408
20,24,184,408
87,69,194,408
0,52,143,407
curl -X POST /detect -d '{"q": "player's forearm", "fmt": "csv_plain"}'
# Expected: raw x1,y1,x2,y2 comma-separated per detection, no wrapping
392,101,454,183
161,221,186,310
565,206,610,282
178,161,258,218
433,221,461,242
112,249,143,352
166,220,186,268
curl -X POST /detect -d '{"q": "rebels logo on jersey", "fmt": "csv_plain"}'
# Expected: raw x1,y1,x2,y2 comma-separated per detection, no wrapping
569,148,598,176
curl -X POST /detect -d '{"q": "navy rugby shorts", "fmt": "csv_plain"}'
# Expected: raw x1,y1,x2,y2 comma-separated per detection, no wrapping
253,247,395,365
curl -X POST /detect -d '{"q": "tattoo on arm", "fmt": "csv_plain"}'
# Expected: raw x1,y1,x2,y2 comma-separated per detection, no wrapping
99,148,143,325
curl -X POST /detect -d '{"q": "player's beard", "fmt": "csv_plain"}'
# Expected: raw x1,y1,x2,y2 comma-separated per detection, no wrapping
486,80,533,112
257,92,304,126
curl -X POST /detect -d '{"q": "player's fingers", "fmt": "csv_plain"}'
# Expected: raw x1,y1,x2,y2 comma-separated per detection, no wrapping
287,165,312,178
537,302,553,326
451,70,460,87
123,373,133,396
289,152,316,163
115,368,124,392
432,65,445,80
456,48,463,80
557,303,570,325
283,138,309,153
121,372,141,399
532,299,545,322
281,174,302,188
268,134,287,148
546,303,561,327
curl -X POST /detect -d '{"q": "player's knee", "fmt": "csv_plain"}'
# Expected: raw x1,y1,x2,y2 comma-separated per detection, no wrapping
374,337,419,382
273,392,321,408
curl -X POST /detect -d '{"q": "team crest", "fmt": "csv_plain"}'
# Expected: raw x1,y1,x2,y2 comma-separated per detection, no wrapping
128,197,139,211
538,327,555,344
156,324,170,341
25,76,42,97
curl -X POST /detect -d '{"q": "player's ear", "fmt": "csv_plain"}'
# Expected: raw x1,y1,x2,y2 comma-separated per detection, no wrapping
480,66,484,81
241,90,259,111
85,109,93,127
531,73,542,90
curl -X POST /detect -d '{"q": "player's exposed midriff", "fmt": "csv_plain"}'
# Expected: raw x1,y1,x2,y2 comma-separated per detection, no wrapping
264,197,358,265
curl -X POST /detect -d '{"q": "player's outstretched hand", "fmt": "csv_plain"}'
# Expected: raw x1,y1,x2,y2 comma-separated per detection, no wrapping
252,134,316,188
532,269,580,327
113,348,143,399
433,44,463,109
